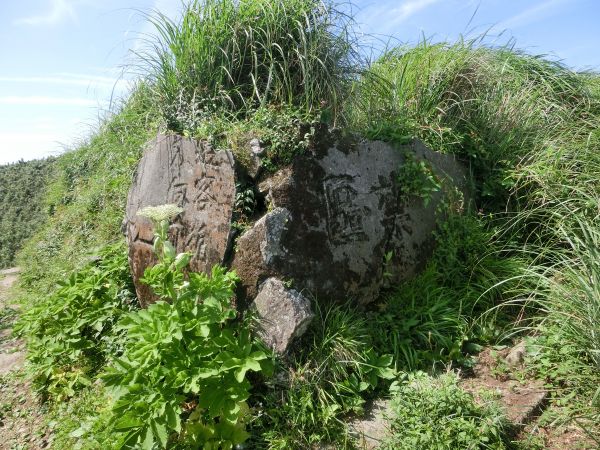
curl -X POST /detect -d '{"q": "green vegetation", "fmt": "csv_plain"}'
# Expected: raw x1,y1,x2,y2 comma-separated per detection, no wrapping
381,372,509,450
250,303,395,448
3,1,598,449
140,0,356,133
17,243,137,400
100,206,270,449
352,37,600,444
0,158,54,268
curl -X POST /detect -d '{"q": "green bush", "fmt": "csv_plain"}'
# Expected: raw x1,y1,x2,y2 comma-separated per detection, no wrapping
0,158,54,268
101,206,271,449
369,212,528,371
381,372,509,450
17,243,138,400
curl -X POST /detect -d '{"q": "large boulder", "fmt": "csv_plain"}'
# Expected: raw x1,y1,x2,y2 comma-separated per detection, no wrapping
232,136,468,304
124,134,236,306
125,130,468,309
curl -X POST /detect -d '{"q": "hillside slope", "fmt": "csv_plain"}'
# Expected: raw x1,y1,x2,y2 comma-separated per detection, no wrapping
0,158,54,268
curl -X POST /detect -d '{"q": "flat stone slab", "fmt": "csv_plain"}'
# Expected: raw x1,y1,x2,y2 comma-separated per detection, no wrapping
461,377,548,426
349,400,391,449
460,346,548,427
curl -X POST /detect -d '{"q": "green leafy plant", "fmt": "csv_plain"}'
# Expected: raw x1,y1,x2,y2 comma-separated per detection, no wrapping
251,302,395,449
396,151,441,206
17,243,138,400
101,205,271,449
381,372,510,450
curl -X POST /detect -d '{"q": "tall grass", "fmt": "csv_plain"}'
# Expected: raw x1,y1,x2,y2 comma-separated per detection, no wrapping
350,39,597,210
351,37,600,439
137,0,359,132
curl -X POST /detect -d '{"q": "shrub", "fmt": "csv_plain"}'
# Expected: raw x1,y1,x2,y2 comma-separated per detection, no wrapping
369,212,529,371
17,243,138,400
381,372,510,450
101,206,271,449
0,158,54,268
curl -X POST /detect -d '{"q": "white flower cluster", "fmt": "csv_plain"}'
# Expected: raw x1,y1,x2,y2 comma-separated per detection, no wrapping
137,204,183,223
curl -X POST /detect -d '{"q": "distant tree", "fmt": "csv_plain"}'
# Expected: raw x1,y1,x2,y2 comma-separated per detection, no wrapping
0,158,55,268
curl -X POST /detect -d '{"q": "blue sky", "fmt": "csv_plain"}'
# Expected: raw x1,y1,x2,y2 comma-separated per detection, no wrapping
1,0,599,164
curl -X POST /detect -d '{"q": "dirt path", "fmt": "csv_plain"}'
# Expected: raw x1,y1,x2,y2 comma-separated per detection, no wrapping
0,268,54,449
0,268,24,375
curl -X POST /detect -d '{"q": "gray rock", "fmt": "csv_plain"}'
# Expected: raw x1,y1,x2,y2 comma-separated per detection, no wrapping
505,341,526,367
249,138,265,156
233,208,291,299
252,278,314,354
349,399,391,449
234,136,468,304
124,134,236,306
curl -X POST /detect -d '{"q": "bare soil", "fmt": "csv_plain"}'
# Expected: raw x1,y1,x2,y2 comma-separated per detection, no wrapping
460,345,597,450
0,268,53,449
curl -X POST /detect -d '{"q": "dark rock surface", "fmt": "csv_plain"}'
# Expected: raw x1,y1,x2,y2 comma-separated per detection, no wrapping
233,137,468,304
126,131,468,308
125,134,236,306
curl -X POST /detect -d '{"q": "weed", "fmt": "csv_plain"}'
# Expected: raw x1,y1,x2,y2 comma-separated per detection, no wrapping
139,0,359,132
100,206,271,449
17,243,138,400
381,372,510,450
250,302,394,449
396,151,441,206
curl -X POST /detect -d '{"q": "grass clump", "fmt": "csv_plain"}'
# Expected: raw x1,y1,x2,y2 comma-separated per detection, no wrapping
250,303,395,449
381,372,510,450
351,40,596,210
140,0,357,133
370,211,529,371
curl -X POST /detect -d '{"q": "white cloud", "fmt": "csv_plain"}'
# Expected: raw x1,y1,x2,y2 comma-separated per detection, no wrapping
0,96,97,106
499,0,570,30
392,0,442,22
14,0,77,26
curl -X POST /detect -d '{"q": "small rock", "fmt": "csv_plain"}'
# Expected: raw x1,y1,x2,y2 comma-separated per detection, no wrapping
249,138,265,156
349,399,391,449
505,341,526,367
251,278,314,354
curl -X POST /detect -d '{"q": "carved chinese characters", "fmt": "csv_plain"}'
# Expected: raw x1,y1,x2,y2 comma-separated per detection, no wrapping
124,134,236,306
